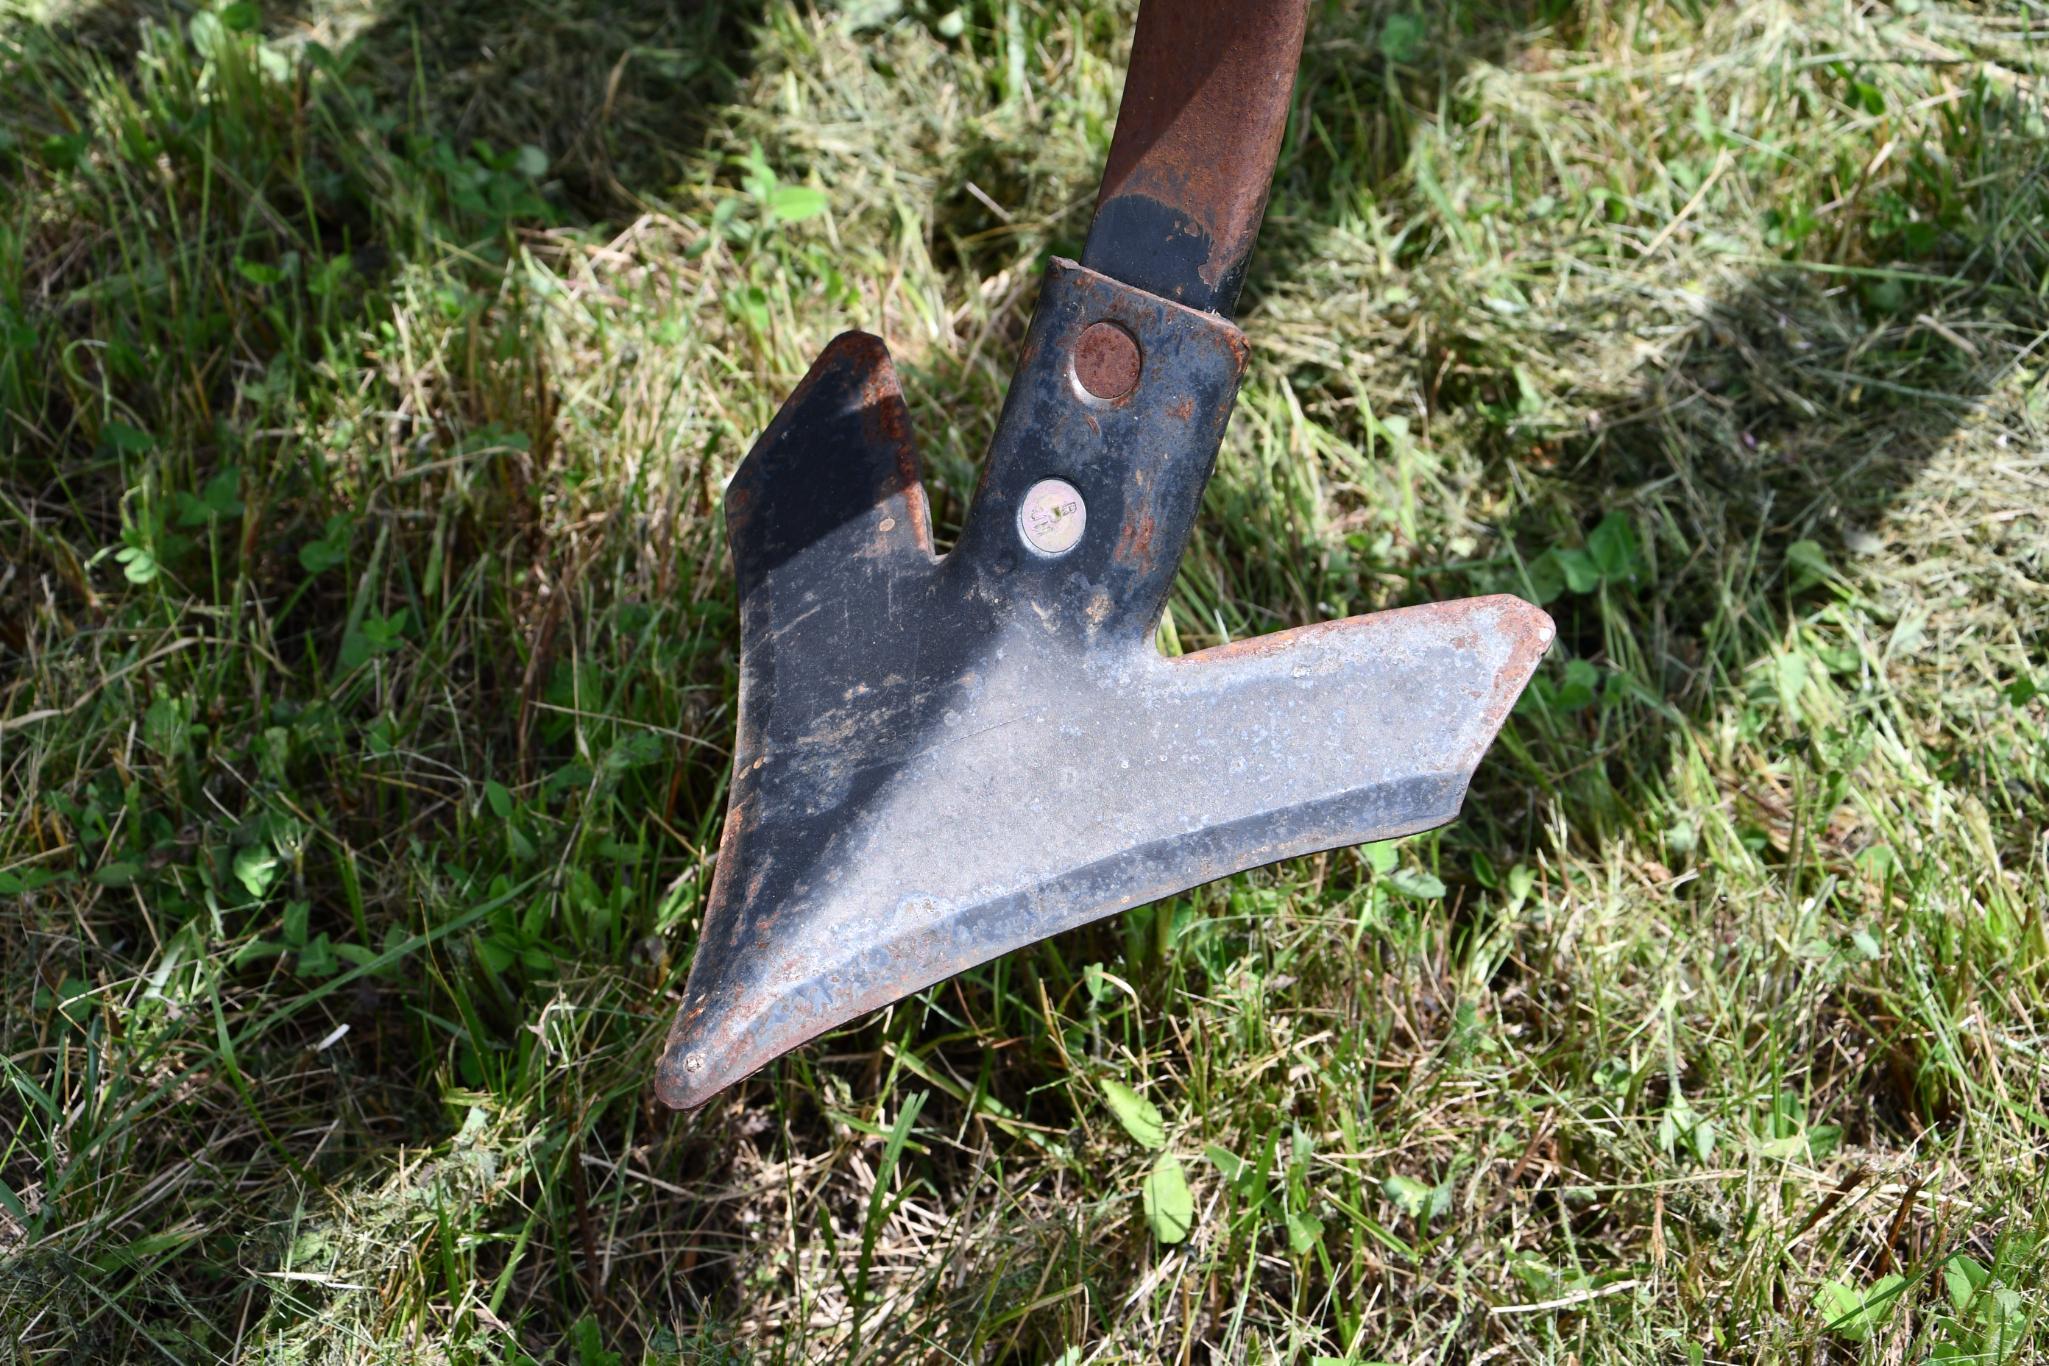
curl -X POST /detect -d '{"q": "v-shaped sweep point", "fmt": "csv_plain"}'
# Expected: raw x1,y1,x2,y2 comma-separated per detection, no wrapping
656,263,1552,1110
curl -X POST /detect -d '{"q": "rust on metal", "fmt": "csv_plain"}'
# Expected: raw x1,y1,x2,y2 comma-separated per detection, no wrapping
1082,0,1312,315
1073,321,1143,400
654,262,1553,1110
1111,509,1160,573
653,1,1554,1113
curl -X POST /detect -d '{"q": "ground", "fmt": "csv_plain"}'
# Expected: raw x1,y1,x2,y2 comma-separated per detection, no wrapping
3,0,2047,1361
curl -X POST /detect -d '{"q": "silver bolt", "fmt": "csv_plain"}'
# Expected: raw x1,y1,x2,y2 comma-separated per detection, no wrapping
1018,479,1086,556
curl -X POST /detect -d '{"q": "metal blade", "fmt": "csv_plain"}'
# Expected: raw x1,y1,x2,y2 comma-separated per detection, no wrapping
655,261,1552,1108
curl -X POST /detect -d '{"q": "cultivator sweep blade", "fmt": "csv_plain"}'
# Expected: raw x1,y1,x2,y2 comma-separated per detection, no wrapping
655,0,1552,1109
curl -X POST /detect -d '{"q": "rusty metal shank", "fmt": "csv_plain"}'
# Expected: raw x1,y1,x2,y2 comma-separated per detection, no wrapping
1082,0,1311,315
655,261,1554,1109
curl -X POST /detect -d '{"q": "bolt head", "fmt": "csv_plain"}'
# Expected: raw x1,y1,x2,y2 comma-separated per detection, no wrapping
1018,479,1086,556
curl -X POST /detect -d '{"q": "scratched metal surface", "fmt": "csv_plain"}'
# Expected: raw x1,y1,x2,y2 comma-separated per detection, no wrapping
654,260,1554,1109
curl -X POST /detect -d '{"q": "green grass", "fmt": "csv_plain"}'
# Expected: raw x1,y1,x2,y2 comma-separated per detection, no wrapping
4,0,2048,1360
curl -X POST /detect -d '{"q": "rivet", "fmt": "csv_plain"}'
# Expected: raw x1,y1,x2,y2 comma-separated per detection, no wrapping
1073,321,1141,400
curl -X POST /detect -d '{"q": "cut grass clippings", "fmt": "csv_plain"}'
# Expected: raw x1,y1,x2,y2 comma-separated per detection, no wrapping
4,0,2049,1361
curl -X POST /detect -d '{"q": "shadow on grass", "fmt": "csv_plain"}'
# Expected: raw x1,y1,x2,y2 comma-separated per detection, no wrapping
1,0,767,538
831,18,2049,1362
1397,86,2044,1351
3,1,771,1358
31,0,761,211
1446,82,2046,865
6,0,2044,1359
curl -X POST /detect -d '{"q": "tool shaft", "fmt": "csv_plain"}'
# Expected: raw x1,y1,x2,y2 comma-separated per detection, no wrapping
1081,0,1311,317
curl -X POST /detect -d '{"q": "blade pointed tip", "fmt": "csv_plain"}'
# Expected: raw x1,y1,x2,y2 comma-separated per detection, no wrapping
653,1035,750,1112
1487,592,1558,688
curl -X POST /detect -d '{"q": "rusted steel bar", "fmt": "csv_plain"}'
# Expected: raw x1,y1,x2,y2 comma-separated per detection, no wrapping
1081,0,1312,317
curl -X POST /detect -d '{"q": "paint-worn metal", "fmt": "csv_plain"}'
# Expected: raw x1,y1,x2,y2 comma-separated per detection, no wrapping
1081,0,1312,315
653,0,1553,1109
653,260,1554,1109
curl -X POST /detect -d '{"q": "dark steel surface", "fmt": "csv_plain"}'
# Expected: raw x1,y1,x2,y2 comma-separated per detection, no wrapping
654,260,1554,1109
1080,0,1311,315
